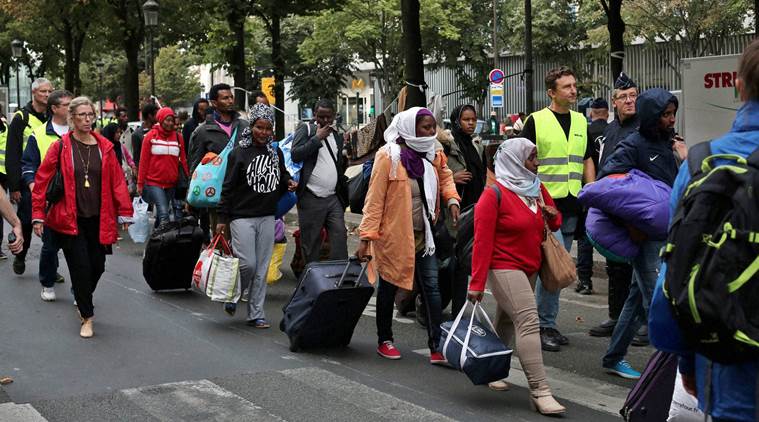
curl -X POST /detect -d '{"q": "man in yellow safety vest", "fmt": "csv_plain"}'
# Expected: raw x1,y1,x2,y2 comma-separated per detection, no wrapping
520,66,596,352
21,90,73,301
6,78,51,275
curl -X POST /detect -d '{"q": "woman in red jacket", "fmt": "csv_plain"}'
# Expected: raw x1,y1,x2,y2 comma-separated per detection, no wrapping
468,138,565,416
137,107,189,226
31,96,133,338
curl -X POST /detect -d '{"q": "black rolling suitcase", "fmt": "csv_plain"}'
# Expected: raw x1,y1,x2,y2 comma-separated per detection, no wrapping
280,257,374,352
143,216,204,291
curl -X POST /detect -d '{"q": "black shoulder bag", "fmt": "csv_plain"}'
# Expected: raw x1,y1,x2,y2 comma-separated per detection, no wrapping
45,141,65,211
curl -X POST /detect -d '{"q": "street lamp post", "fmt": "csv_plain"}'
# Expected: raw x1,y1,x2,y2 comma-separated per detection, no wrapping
95,59,105,123
142,0,159,98
11,39,23,112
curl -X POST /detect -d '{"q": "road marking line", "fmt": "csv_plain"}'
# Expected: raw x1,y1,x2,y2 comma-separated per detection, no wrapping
485,289,608,310
122,379,284,422
280,367,457,421
411,350,626,416
0,403,48,422
364,296,415,324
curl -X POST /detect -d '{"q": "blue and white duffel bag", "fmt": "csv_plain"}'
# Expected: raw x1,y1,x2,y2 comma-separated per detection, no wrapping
440,301,513,385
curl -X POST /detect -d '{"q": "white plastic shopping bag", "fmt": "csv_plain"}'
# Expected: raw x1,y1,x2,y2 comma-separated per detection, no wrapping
668,372,709,421
127,198,150,243
202,235,242,303
193,236,220,293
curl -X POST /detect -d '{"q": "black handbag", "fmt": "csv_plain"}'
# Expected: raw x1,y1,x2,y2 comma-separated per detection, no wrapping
45,141,65,210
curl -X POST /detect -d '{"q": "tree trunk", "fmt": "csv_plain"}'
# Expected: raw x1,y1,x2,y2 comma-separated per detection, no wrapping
524,0,534,113
63,20,75,93
72,32,87,95
226,0,247,111
272,14,286,139
401,0,425,109
124,38,141,120
606,0,625,83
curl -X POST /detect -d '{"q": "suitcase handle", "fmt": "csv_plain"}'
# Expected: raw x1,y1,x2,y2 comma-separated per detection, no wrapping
335,256,371,289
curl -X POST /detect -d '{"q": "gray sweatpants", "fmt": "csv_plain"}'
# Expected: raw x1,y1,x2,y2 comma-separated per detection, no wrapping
230,216,275,321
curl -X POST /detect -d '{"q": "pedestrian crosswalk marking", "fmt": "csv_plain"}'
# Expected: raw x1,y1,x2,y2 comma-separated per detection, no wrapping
280,367,457,421
363,296,415,324
122,379,284,422
0,403,48,422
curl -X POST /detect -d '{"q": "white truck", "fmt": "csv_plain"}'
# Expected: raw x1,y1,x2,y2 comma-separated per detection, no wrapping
681,54,743,145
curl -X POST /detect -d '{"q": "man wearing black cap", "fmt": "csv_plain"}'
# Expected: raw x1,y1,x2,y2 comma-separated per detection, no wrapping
587,73,647,347
575,98,609,295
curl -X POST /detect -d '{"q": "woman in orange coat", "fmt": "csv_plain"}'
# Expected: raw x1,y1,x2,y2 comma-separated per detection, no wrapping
356,107,460,364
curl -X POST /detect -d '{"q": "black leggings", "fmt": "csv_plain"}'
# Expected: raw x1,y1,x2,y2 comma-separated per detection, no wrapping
56,217,106,319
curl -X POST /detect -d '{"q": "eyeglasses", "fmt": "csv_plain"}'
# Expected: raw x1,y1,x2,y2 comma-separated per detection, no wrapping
615,93,638,102
74,112,96,119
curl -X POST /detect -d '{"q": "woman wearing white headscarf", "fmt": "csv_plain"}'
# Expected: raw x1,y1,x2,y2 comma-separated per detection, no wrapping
357,107,460,363
468,138,565,416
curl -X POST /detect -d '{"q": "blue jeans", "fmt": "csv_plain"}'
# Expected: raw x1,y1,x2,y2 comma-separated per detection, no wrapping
377,251,442,351
142,185,182,226
602,239,665,367
40,227,60,288
535,213,578,329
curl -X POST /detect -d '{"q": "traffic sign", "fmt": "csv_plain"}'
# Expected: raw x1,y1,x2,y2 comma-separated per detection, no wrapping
488,69,505,84
490,83,504,108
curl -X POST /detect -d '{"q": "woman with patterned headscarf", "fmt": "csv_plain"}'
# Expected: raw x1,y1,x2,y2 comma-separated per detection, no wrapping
215,103,297,326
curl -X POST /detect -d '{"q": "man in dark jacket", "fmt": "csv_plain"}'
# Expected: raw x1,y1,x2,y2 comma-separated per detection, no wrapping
598,87,680,379
589,74,643,342
291,99,348,264
6,78,51,275
182,98,209,153
188,83,248,237
575,98,609,295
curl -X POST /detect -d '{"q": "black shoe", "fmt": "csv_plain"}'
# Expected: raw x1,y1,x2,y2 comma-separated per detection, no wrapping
12,257,25,275
632,325,649,346
575,279,593,295
589,319,617,337
631,334,649,347
540,328,561,352
55,273,65,284
223,302,237,316
547,327,569,345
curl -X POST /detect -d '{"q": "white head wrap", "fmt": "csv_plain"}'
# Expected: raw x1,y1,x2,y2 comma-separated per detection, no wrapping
494,137,541,199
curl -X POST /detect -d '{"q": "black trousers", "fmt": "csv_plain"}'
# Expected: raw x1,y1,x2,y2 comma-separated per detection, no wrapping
606,260,633,321
56,217,106,319
15,187,33,260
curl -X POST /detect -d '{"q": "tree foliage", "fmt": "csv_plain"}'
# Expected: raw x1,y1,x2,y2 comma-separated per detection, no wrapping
138,45,201,108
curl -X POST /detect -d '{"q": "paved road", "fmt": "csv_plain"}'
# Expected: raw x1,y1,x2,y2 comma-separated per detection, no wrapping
0,216,652,421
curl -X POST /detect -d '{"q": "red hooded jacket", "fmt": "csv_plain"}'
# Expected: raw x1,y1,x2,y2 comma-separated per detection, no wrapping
137,107,189,190
31,131,133,245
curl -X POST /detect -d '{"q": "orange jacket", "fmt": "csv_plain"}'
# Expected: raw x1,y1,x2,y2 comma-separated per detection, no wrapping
359,147,460,290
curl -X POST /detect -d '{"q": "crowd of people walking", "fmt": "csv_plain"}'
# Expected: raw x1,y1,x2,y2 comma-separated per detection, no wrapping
0,39,758,421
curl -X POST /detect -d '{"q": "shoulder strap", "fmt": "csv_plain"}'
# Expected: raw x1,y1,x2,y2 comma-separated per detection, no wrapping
687,141,712,177
746,146,759,169
323,133,340,169
416,178,431,221
490,184,501,208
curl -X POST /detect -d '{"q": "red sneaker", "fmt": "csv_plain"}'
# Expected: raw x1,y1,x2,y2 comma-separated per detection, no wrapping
430,351,447,366
377,341,402,360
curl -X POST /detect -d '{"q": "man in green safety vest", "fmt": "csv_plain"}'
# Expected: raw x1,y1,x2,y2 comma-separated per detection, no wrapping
6,78,51,275
520,66,596,353
21,90,73,301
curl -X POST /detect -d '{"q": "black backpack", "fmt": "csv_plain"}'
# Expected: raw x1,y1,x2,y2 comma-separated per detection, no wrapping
455,185,501,276
662,141,759,363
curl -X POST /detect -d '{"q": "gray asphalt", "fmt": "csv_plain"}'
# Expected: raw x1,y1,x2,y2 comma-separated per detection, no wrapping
0,216,645,421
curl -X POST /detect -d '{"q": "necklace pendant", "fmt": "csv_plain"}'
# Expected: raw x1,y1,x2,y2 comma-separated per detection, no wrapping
84,175,90,188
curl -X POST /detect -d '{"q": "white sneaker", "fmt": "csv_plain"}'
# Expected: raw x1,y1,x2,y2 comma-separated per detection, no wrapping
241,288,249,302
41,287,56,302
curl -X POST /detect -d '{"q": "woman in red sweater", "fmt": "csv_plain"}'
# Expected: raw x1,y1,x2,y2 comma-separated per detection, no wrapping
137,107,189,226
468,138,565,416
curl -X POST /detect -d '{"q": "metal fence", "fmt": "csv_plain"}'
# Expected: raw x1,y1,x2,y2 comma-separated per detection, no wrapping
425,34,755,117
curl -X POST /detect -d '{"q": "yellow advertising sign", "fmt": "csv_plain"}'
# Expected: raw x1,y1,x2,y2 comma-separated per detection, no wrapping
261,77,276,105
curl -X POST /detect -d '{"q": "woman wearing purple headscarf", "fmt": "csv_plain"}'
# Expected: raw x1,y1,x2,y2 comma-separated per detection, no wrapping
357,107,460,363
